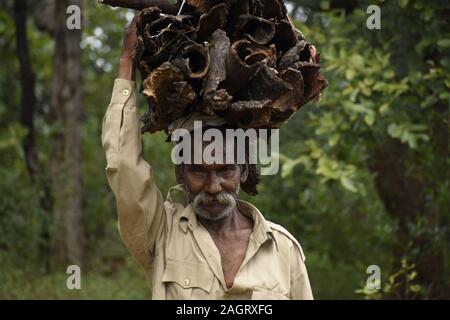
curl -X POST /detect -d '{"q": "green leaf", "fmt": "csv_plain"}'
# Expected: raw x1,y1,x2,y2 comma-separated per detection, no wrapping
345,69,356,81
328,133,340,146
439,92,450,100
379,102,390,114
281,160,296,178
387,123,401,138
445,79,450,88
384,70,395,79
320,0,330,10
351,54,365,69
364,112,376,126
398,0,409,8
437,39,450,48
316,158,340,180
409,284,422,293
341,177,358,193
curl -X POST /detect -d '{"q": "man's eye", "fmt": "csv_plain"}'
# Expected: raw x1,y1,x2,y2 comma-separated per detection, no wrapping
219,166,236,174
191,166,205,173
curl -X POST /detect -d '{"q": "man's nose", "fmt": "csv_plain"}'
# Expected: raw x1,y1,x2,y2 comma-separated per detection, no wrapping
205,172,222,194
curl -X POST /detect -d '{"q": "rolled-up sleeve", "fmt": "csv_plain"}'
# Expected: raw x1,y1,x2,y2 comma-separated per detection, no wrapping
101,78,165,270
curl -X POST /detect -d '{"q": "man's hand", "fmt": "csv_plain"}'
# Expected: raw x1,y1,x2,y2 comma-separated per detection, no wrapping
118,16,139,81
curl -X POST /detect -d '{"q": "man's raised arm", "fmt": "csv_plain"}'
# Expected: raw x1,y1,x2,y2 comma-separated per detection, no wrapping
101,17,165,270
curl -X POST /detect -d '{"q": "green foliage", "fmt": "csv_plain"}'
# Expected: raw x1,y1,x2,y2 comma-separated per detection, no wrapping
0,168,45,267
0,252,149,299
280,0,450,298
356,258,422,299
285,0,450,194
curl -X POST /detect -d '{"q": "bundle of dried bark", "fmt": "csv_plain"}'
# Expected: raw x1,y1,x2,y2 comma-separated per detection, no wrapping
100,0,328,133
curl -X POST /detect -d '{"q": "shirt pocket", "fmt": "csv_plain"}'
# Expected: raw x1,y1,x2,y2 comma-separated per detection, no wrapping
162,258,215,299
251,287,290,300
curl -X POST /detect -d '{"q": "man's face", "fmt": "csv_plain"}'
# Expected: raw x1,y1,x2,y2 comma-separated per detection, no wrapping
178,137,248,221
184,163,242,221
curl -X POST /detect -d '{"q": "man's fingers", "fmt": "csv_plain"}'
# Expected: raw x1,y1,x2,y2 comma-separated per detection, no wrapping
124,15,138,37
132,14,140,26
309,45,318,64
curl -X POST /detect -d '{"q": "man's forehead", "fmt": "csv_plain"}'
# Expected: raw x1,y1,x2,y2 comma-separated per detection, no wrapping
170,128,246,166
186,162,239,170
171,122,258,166
189,134,239,163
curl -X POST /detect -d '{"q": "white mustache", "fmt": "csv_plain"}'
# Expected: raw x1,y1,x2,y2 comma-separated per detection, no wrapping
194,191,234,207
193,191,237,221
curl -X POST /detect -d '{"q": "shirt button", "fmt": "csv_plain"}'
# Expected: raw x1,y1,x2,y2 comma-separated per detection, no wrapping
122,89,130,96
183,279,190,286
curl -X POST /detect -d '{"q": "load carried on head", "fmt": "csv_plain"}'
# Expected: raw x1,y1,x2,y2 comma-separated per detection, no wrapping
100,0,328,133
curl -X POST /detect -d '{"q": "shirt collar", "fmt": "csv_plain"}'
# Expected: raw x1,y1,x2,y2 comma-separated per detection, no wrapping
167,185,276,245
236,200,275,245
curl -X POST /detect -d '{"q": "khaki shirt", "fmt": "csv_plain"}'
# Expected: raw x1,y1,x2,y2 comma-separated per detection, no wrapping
101,78,313,300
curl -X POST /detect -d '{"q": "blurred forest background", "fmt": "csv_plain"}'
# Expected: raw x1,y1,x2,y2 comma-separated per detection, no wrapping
0,0,449,299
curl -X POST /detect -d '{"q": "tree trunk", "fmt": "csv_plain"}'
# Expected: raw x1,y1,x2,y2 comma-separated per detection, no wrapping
13,0,39,182
14,0,53,271
369,137,449,298
49,0,85,269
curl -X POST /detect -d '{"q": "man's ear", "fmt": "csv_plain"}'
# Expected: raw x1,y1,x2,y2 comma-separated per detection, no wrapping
240,164,249,183
175,165,184,184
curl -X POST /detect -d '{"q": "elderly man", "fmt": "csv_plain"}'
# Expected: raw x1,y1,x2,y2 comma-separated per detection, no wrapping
101,17,313,300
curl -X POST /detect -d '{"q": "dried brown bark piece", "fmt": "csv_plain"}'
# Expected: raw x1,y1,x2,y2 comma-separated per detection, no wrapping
272,19,298,54
238,64,292,102
172,43,210,79
143,41,177,69
219,99,272,128
227,0,250,35
202,29,230,94
186,0,212,14
294,62,328,103
147,14,182,37
271,67,304,113
278,40,308,70
141,15,187,68
223,40,276,94
142,62,196,133
236,14,276,45
196,3,228,41
267,68,306,128
143,24,158,53
243,43,276,67
200,30,232,115
250,0,285,20
167,81,197,112
127,0,328,134
137,6,161,34
202,89,233,115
